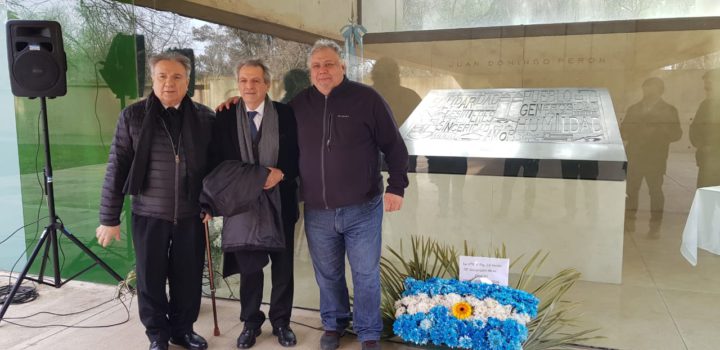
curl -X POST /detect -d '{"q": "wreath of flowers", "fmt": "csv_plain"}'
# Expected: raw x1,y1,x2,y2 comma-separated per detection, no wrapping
393,277,539,350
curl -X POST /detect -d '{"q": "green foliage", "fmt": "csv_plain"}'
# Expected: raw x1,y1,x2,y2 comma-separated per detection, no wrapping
379,235,601,349
117,268,136,299
18,144,109,175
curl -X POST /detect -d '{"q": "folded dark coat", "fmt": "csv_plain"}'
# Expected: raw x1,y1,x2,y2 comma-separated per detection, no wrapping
199,160,285,256
207,101,299,277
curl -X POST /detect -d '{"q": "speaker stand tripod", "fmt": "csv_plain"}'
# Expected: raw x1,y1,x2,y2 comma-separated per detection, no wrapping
0,97,123,323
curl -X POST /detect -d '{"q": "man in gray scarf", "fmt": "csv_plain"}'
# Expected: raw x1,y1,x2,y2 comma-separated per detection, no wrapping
207,59,300,348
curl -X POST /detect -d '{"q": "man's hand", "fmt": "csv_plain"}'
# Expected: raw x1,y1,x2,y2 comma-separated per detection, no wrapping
96,225,121,248
215,96,240,112
384,193,404,212
202,212,213,224
264,167,284,190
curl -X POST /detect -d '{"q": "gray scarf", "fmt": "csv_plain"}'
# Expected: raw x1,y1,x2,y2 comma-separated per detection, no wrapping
235,96,283,241
236,96,280,167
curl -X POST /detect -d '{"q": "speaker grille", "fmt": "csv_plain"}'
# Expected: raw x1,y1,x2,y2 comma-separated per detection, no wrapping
12,50,60,91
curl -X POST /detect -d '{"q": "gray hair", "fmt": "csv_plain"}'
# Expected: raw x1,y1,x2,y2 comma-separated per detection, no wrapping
307,39,343,67
149,51,191,77
235,58,272,84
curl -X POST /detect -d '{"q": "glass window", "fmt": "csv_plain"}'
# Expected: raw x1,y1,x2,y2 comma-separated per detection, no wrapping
2,0,310,285
363,0,720,32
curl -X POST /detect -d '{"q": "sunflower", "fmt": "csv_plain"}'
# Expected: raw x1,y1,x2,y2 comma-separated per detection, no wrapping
451,301,473,319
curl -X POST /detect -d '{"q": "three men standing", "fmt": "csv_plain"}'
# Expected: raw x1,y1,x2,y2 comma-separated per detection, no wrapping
98,38,408,350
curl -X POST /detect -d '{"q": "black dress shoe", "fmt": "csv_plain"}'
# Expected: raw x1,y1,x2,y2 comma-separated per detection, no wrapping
273,326,297,347
149,341,168,350
237,327,262,349
169,332,208,350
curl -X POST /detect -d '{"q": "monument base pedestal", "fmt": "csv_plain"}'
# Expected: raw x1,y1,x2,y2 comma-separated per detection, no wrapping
382,173,625,284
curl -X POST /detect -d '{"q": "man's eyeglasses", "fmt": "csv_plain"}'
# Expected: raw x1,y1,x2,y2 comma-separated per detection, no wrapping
311,62,339,70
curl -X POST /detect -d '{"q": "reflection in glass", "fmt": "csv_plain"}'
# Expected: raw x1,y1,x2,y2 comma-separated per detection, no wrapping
561,160,599,220
371,56,421,179
363,0,720,32
280,68,310,104
690,70,720,188
504,158,540,177
498,158,539,218
371,57,421,130
371,57,423,227
621,77,681,235
427,156,467,216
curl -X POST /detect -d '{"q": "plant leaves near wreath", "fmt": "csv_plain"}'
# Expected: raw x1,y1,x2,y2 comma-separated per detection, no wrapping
378,235,602,350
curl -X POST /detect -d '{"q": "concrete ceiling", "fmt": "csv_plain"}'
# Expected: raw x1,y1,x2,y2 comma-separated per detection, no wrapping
134,0,354,44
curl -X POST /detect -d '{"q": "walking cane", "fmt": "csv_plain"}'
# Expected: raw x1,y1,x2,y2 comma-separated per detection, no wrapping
204,220,221,336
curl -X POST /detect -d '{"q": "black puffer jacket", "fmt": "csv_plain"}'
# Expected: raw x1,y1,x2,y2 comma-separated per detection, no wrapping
99,94,214,226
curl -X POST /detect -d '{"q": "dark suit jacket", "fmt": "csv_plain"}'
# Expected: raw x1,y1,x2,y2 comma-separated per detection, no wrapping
209,101,299,222
208,101,299,275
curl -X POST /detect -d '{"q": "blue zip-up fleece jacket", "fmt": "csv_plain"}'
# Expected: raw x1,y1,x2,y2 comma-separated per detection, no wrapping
290,77,409,210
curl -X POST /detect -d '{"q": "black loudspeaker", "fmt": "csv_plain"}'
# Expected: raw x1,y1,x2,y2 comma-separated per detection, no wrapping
167,48,196,97
6,20,67,98
100,33,146,99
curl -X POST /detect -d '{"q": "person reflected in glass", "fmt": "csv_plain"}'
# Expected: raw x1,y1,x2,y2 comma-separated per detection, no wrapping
561,160,599,221
498,158,539,218
690,69,720,188
621,77,682,236
561,160,599,180
280,68,310,104
279,68,311,244
427,156,467,216
371,57,420,174
370,57,421,150
371,57,422,228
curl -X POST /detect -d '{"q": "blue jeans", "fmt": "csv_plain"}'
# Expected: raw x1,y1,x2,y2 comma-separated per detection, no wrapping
305,195,383,341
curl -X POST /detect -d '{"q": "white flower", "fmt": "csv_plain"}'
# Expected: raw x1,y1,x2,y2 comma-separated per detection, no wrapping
406,304,417,314
395,306,407,318
466,296,483,313
445,293,463,305
416,301,432,313
419,319,433,330
514,314,531,324
484,298,500,309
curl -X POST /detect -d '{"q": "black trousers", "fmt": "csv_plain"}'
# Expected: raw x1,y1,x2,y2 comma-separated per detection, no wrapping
132,214,206,342
561,160,599,180
237,219,295,330
504,158,540,177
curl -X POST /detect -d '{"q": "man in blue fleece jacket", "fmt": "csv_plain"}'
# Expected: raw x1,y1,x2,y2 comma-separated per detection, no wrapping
289,39,409,350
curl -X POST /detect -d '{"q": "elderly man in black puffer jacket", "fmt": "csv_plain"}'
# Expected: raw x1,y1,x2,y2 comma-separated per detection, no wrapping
95,51,214,350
